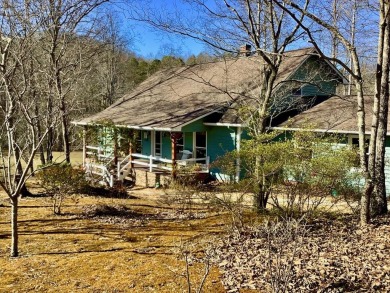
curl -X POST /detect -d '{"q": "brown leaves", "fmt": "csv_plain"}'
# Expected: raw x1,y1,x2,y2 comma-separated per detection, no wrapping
215,215,390,292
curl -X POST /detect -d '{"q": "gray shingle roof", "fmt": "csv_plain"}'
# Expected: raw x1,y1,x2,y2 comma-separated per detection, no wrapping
75,47,319,130
276,95,388,134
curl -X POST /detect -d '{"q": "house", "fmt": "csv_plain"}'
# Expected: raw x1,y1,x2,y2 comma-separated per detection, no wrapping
73,47,346,187
274,95,390,194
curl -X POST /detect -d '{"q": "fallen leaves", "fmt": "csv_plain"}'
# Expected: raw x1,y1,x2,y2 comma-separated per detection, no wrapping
214,215,390,292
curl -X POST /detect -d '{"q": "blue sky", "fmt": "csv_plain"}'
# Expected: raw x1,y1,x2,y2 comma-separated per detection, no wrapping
128,24,207,59
111,0,210,59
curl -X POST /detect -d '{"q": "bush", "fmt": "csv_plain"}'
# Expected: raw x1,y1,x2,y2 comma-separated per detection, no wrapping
37,163,87,214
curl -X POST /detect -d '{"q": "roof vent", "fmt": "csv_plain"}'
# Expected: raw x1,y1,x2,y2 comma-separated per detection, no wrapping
239,44,251,57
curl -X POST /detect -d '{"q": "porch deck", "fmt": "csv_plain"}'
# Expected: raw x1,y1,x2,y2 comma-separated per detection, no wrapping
83,146,210,187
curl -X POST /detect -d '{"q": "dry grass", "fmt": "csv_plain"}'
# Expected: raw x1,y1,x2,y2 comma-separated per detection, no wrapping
0,185,227,293
33,151,84,167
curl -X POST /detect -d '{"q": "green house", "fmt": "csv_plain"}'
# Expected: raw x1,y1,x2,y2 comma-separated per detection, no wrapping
73,47,346,187
274,94,390,194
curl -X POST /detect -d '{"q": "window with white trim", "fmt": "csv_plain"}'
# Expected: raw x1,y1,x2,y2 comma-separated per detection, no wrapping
155,131,162,157
175,134,184,157
195,132,207,158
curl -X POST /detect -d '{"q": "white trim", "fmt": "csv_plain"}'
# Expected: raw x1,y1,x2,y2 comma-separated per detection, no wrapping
151,130,155,156
193,131,207,159
236,127,242,182
270,126,381,135
71,121,173,132
204,122,243,127
126,125,172,131
152,131,162,157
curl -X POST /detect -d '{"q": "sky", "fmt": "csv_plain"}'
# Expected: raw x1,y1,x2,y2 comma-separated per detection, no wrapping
110,0,210,59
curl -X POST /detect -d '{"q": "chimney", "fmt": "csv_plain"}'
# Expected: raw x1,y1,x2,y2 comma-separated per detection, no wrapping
239,44,251,57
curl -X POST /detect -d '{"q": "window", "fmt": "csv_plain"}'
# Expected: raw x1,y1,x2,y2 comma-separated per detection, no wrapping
155,131,162,156
135,131,142,153
350,135,369,166
350,137,370,154
175,135,184,157
195,132,206,158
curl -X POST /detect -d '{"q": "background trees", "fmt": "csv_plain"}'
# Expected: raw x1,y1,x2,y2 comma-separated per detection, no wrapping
0,0,59,256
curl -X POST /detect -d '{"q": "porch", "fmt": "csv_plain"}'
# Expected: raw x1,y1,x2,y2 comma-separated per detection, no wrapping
82,144,210,187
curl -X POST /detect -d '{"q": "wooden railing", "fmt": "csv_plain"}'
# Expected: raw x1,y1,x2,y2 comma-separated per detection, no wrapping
86,146,115,164
130,153,210,173
83,146,210,185
85,162,114,187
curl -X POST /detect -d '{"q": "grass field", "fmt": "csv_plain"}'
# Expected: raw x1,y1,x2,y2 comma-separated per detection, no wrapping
35,151,84,166
0,186,229,292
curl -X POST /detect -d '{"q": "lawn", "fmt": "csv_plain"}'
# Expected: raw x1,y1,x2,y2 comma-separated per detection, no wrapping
0,185,227,292
1,152,389,292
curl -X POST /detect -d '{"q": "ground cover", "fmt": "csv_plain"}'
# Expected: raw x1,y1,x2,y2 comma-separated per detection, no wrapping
0,179,389,292
0,186,226,292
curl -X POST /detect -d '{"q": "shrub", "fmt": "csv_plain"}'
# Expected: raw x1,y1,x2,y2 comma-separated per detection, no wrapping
37,163,87,214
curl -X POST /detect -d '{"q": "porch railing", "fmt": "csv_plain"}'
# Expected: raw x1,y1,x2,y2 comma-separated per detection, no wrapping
84,145,210,185
86,146,115,165
85,162,114,187
130,153,210,173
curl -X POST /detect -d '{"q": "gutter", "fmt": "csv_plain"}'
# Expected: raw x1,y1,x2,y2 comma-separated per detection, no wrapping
270,126,382,135
204,122,243,128
71,121,173,132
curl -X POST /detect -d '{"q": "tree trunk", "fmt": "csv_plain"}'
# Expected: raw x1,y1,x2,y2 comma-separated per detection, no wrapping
61,107,71,163
46,95,54,163
35,104,46,166
11,196,19,257
372,3,390,215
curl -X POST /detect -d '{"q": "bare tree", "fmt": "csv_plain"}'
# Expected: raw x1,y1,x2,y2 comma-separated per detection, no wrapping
371,0,389,215
272,0,388,224
0,0,58,257
36,0,108,163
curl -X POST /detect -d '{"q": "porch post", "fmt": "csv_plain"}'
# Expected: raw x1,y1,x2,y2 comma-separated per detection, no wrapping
170,132,181,179
113,128,118,165
236,127,242,182
82,126,87,167
129,130,133,169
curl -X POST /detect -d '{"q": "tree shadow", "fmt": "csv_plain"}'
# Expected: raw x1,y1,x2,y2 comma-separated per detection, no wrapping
30,247,124,256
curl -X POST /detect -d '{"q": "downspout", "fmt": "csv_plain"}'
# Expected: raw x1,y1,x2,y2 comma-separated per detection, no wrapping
236,127,242,182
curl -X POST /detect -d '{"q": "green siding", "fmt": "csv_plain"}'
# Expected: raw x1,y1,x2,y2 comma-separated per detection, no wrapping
290,56,338,96
271,56,339,115
142,131,152,156
207,126,237,180
181,118,207,132
184,132,193,152
162,133,172,159
301,80,337,96
207,126,236,162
